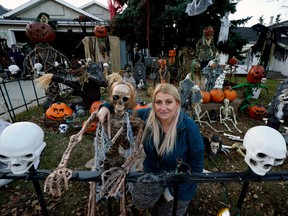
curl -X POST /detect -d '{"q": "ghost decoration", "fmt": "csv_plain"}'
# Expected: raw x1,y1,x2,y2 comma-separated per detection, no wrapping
58,123,69,134
243,126,287,176
0,122,46,174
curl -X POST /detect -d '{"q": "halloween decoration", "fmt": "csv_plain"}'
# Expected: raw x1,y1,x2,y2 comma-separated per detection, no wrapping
58,124,69,134
168,49,176,65
220,98,242,133
82,120,97,134
202,60,223,91
0,122,46,174
134,101,149,110
186,0,213,16
209,135,222,155
93,25,108,38
25,21,56,44
153,58,170,87
249,105,267,120
201,90,210,104
195,25,217,69
217,12,230,45
134,62,147,87
89,101,103,114
243,126,287,176
190,60,205,89
210,89,225,103
44,81,145,216
247,65,265,84
224,89,237,102
45,102,73,121
231,66,268,112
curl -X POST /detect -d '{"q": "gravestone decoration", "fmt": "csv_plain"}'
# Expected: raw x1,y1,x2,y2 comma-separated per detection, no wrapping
133,62,146,86
87,63,104,81
202,66,223,92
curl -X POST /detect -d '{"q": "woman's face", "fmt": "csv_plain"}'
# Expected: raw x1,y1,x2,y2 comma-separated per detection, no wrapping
154,92,179,123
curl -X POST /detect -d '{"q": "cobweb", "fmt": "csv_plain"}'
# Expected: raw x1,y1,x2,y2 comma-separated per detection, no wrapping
185,0,213,16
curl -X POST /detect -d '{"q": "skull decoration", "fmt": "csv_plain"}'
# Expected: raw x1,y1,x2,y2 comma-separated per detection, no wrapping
210,135,221,155
0,122,46,174
243,126,287,176
109,81,136,117
58,123,69,134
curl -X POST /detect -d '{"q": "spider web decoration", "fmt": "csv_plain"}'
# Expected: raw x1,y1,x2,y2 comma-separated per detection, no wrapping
185,0,213,16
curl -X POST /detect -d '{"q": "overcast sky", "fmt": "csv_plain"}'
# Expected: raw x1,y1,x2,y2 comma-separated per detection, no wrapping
1,0,287,27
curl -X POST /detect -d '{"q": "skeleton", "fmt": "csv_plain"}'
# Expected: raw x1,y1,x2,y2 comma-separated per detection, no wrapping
243,126,287,176
0,122,46,174
220,98,242,133
44,81,144,216
193,101,221,133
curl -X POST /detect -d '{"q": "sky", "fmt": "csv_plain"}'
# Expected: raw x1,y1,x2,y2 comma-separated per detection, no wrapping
0,0,287,27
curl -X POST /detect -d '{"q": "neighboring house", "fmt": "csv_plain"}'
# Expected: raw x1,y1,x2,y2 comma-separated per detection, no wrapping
80,0,110,20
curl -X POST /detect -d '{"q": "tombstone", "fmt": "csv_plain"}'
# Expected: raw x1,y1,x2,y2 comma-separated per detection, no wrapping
87,63,104,81
134,62,146,86
202,67,223,92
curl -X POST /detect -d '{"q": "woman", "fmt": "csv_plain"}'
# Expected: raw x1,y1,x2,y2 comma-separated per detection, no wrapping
97,83,204,215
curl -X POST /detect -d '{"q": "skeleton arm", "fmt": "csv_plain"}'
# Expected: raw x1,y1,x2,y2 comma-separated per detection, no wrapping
44,111,99,196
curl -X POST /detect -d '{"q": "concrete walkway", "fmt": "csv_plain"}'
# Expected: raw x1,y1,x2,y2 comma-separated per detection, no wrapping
0,78,46,121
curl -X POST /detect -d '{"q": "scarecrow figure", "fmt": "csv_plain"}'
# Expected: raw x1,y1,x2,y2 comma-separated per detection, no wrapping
35,58,108,110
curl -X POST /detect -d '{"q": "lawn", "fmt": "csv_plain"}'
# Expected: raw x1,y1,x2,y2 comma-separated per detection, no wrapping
0,75,287,216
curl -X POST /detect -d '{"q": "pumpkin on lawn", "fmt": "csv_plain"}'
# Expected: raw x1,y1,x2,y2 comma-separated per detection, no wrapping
45,102,73,121
247,65,265,84
93,25,108,38
89,101,103,114
224,89,237,102
249,105,267,120
82,120,97,134
210,89,225,103
200,90,210,104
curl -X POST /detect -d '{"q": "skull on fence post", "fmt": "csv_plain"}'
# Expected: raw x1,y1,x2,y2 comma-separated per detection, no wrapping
243,126,287,176
0,122,46,174
109,81,136,117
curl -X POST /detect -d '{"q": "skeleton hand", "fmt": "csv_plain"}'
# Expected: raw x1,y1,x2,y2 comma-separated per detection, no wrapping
44,167,73,197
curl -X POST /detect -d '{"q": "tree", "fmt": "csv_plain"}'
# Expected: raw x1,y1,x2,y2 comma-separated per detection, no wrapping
258,15,265,25
111,0,250,59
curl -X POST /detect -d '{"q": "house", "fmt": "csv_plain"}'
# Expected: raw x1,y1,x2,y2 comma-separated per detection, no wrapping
0,0,126,72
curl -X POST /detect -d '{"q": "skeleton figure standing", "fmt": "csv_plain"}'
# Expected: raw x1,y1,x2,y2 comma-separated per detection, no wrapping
220,98,242,133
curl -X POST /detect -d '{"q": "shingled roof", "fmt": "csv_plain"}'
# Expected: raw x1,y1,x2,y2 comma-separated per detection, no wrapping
0,5,9,16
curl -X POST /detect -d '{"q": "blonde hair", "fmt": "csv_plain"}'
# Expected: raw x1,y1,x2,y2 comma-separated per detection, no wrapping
142,83,181,156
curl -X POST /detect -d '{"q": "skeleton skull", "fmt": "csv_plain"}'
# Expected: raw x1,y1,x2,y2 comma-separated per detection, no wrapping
0,122,46,174
110,82,133,117
59,123,69,134
210,135,221,155
243,126,287,176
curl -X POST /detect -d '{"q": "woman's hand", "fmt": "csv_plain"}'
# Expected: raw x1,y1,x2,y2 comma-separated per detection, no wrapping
97,106,110,124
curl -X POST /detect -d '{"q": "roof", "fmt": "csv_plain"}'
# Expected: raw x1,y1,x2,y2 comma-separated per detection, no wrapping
0,0,103,21
233,27,259,42
80,0,108,10
0,5,9,15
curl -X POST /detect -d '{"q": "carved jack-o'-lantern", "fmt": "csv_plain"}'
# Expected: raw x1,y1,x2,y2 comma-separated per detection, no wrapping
93,25,108,38
45,102,73,121
82,120,97,134
89,101,103,114
249,105,267,120
25,21,56,43
228,56,238,65
247,65,265,84
168,50,176,57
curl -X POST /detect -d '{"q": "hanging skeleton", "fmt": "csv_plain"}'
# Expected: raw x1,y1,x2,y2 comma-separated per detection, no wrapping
44,81,144,216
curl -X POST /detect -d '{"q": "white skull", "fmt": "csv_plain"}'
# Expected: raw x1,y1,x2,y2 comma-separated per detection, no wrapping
0,122,46,174
210,135,220,155
111,83,131,117
223,98,229,106
243,126,287,176
59,124,69,134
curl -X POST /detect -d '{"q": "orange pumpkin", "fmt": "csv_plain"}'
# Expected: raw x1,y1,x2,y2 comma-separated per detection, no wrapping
224,89,237,102
25,21,56,43
210,89,225,103
249,105,267,120
93,25,108,38
45,102,73,121
228,57,238,65
247,65,265,84
168,50,176,57
200,90,210,104
134,102,149,110
82,120,97,134
89,101,103,114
